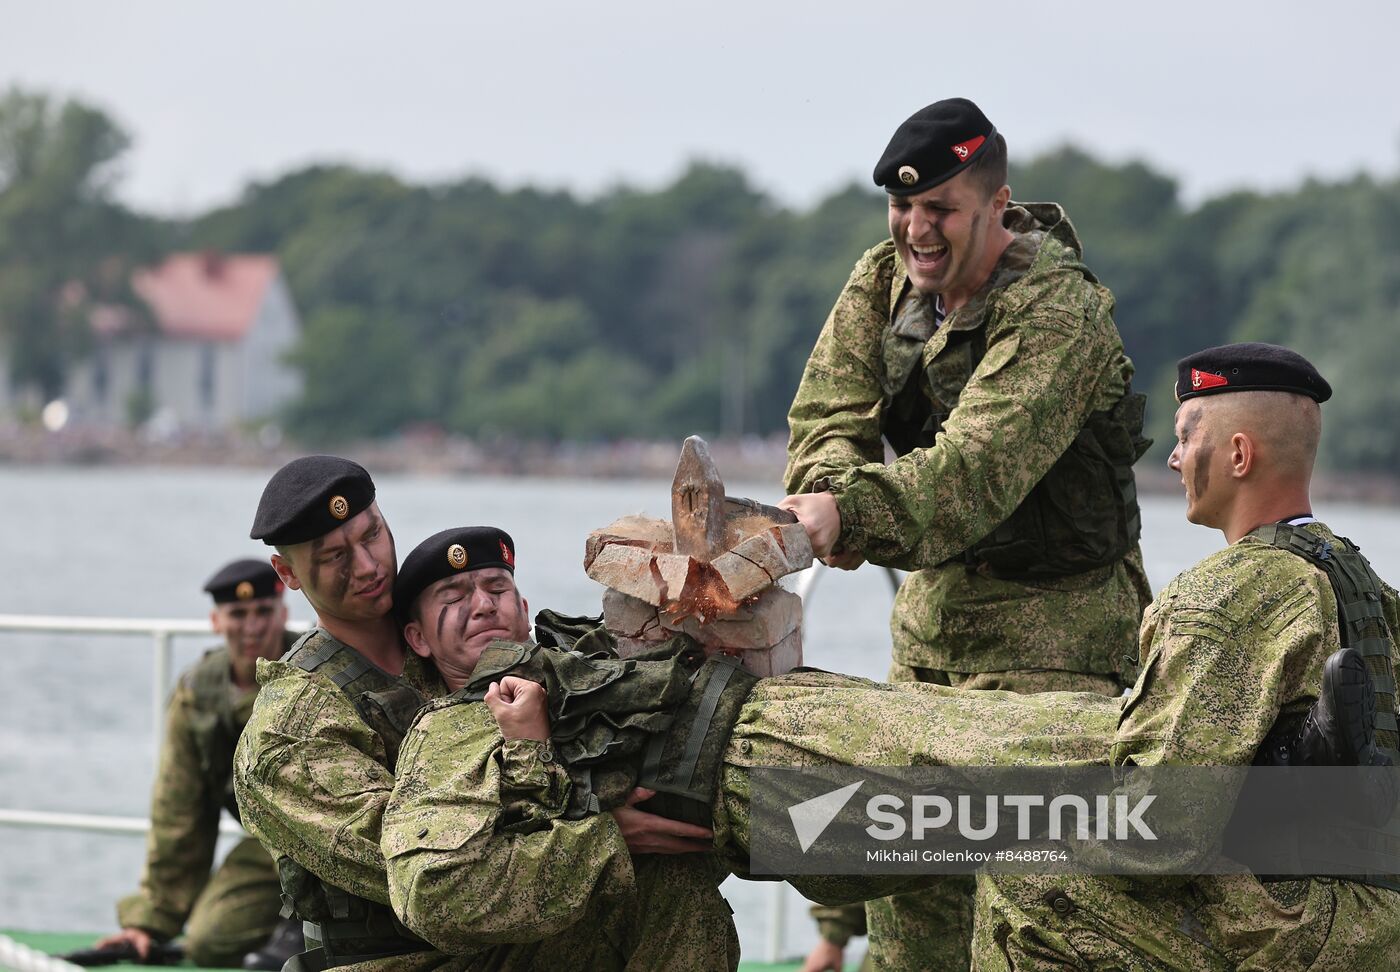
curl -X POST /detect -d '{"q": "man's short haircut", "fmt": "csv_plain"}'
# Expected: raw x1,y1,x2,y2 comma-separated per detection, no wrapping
964,132,1008,200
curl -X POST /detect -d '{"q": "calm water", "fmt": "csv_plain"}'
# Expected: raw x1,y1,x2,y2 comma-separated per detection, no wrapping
4,465,1399,956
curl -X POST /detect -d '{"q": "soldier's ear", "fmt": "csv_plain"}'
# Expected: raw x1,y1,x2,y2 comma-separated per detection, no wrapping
403,619,431,659
270,553,302,592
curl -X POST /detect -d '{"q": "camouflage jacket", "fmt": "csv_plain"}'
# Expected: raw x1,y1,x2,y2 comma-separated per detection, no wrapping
232,636,445,907
383,698,636,952
1116,521,1400,768
1073,521,1400,896
785,202,1148,676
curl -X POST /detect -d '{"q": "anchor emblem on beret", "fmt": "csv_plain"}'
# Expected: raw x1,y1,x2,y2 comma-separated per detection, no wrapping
329,495,349,519
447,543,468,569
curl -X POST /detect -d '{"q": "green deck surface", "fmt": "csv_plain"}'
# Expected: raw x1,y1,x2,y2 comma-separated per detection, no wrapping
1,931,811,972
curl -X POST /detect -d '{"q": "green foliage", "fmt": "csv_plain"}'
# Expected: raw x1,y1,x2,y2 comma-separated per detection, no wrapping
0,86,161,398
4,84,1400,475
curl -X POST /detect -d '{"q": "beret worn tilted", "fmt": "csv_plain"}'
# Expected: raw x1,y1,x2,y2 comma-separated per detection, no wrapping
1175,342,1332,403
394,526,516,621
873,97,998,196
203,558,283,604
250,455,376,545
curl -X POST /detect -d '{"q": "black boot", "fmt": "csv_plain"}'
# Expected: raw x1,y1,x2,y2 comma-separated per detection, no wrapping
1294,647,1377,766
1295,647,1398,827
242,918,305,971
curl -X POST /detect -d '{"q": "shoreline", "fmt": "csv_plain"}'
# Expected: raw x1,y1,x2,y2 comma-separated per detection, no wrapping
4,424,1399,506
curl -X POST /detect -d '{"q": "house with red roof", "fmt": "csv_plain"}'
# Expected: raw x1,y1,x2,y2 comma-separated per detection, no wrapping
63,252,302,432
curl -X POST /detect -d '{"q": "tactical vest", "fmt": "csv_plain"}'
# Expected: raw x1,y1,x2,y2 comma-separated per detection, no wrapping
185,631,303,820
881,323,1151,580
182,647,246,820
1246,523,1400,893
455,634,759,828
1250,524,1400,763
274,630,430,967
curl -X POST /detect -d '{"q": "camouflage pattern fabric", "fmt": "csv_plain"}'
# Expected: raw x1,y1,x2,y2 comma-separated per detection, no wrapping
862,668,1120,972
785,203,1149,967
233,647,446,908
730,524,1400,966
384,698,738,969
964,521,1400,970
783,203,1149,677
116,646,281,964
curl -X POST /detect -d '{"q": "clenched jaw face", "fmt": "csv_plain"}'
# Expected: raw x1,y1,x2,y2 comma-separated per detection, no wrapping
403,567,530,688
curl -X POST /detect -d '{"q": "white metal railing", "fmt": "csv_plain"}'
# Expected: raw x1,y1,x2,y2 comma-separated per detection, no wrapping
0,808,244,837
0,613,306,840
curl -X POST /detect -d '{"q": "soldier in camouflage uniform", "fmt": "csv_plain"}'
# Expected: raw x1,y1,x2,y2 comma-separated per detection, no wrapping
97,559,294,967
965,344,1400,970
379,525,739,970
781,98,1151,970
233,456,448,971
388,346,1400,971
234,458,735,971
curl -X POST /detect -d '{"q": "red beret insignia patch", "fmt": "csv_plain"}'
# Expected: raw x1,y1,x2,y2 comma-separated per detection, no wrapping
1191,369,1229,391
500,540,514,567
950,135,986,162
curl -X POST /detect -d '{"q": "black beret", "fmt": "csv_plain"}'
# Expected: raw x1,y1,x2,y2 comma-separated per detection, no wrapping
873,98,998,196
250,455,376,545
204,558,282,604
1176,343,1332,404
394,526,516,621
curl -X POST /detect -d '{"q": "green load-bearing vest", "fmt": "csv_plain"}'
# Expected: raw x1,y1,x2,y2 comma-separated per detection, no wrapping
185,631,300,820
455,631,758,829
881,322,1150,580
182,647,247,821
1246,522,1400,893
273,630,430,967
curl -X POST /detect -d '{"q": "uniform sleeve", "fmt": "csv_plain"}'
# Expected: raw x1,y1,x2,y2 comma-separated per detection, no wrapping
1112,567,1328,769
383,704,636,952
1057,556,1329,878
783,246,893,495
233,667,398,905
116,687,220,939
831,286,1125,570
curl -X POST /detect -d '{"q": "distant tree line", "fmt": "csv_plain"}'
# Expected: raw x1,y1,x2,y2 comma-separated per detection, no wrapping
2,86,1398,472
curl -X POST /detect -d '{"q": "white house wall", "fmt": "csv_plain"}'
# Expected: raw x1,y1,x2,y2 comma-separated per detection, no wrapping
240,274,303,423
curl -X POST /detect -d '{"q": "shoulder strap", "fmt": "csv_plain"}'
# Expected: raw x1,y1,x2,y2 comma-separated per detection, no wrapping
1249,523,1400,763
287,630,416,758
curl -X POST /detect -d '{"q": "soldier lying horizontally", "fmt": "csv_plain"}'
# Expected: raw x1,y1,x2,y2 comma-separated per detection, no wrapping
386,345,1400,972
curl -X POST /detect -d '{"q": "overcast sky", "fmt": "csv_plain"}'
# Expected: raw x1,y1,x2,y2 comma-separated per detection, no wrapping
4,1,1398,216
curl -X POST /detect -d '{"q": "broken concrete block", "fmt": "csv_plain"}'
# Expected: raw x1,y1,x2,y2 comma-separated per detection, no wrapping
704,628,803,677
584,515,672,572
654,553,693,605
662,588,803,650
586,543,663,605
602,590,666,642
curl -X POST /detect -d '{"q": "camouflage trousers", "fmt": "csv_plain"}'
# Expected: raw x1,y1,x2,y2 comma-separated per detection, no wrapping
712,670,1116,907
327,854,738,972
712,671,1400,970
183,836,284,967
971,871,1400,971
863,666,1124,972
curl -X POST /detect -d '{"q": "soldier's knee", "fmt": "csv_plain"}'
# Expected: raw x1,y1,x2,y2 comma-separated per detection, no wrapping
184,932,243,969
